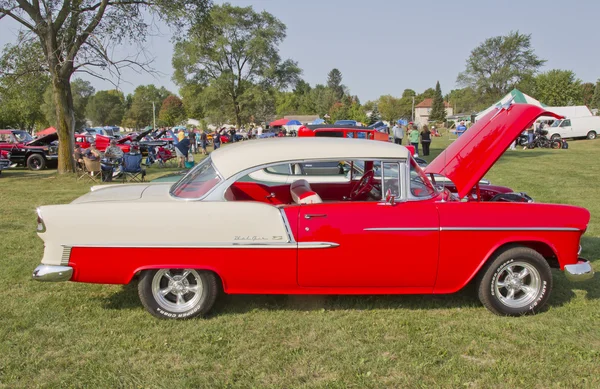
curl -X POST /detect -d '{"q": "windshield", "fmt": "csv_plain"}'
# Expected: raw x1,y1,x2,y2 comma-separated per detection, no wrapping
170,157,222,199
551,120,561,127
13,131,33,143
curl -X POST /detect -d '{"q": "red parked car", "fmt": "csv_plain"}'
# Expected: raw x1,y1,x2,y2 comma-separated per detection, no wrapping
32,103,593,319
0,129,58,170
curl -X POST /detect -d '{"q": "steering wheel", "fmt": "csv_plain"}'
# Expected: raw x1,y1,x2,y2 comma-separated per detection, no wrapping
350,170,375,200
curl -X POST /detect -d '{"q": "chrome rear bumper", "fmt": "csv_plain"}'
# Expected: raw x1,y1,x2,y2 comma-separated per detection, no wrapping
564,259,594,282
32,265,73,282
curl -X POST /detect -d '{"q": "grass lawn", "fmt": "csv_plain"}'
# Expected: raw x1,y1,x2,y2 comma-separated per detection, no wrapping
0,138,599,388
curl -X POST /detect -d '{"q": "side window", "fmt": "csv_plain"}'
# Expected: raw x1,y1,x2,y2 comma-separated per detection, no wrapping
382,162,400,197
346,132,355,138
300,161,343,176
409,159,436,198
357,132,367,139
264,164,291,175
561,120,571,127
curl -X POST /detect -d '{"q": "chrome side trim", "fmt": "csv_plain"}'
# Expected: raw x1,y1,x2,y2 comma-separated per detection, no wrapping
67,242,339,249
440,227,581,232
298,242,339,249
32,265,73,282
279,208,296,243
60,246,72,266
365,227,438,231
564,259,594,282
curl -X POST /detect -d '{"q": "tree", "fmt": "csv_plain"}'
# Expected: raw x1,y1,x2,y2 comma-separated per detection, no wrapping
0,42,49,130
122,85,171,129
535,70,582,106
42,78,94,130
180,83,205,120
591,81,600,110
581,82,595,106
377,95,404,123
446,87,481,114
0,0,211,173
85,90,125,126
457,31,545,103
158,95,186,126
327,68,345,100
172,4,301,127
429,81,447,122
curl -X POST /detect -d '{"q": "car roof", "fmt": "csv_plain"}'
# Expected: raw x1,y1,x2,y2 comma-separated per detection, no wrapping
211,137,409,179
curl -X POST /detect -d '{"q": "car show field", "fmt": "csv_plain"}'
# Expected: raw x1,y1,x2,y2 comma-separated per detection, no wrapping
0,136,599,388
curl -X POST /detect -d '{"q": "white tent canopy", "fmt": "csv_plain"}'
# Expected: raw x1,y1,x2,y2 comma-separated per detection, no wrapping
475,89,545,122
476,89,594,122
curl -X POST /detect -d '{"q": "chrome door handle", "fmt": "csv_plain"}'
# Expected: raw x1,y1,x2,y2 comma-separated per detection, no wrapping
305,214,327,219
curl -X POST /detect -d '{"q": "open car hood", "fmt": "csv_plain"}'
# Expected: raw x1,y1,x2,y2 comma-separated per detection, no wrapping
27,132,58,146
425,103,562,198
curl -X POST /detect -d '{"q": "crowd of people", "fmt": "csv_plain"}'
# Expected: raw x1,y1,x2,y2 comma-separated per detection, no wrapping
74,139,145,181
390,122,438,156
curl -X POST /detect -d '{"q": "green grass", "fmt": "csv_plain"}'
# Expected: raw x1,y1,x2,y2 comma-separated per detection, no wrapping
1,140,599,388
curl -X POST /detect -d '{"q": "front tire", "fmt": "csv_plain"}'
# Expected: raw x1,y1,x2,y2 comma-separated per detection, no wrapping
27,154,46,170
587,131,596,140
138,269,218,319
476,247,552,316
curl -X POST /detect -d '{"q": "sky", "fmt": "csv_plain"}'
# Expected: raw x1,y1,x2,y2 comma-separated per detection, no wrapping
1,0,599,102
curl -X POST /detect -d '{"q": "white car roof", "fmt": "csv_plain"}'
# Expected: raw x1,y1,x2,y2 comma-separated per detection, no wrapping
211,137,409,179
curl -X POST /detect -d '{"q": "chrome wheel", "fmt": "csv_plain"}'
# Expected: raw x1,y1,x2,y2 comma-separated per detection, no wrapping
494,261,541,308
151,269,203,313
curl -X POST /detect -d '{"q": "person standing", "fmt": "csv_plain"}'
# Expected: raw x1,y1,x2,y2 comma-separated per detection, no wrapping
408,124,420,156
195,130,201,154
189,129,197,154
392,123,404,145
456,121,467,137
177,129,186,142
213,128,222,150
420,125,431,156
174,135,190,168
229,127,237,143
200,130,208,155
526,125,535,149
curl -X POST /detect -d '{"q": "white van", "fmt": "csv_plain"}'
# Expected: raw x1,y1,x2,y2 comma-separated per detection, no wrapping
547,117,600,140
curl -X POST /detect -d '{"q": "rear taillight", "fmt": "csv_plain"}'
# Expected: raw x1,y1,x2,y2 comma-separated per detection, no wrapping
36,208,46,233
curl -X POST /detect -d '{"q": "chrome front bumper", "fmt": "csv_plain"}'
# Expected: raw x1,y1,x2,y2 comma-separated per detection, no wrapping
564,259,594,282
32,265,73,282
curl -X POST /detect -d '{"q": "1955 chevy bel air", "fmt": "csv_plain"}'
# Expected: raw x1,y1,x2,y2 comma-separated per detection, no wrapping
33,103,594,319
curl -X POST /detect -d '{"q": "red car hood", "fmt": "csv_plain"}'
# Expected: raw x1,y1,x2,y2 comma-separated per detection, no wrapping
425,103,562,198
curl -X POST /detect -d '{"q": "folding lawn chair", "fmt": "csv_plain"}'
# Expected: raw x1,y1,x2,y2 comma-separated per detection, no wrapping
122,153,146,182
74,155,87,181
81,157,101,183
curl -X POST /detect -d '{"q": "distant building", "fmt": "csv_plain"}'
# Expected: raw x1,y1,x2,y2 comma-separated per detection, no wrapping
414,98,453,127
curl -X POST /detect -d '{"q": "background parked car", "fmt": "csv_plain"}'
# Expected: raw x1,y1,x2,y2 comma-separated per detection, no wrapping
0,129,58,170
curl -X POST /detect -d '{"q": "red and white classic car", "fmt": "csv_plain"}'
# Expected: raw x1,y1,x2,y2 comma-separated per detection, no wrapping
33,104,594,319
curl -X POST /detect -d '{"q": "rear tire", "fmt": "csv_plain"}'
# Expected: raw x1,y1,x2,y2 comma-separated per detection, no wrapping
587,131,596,140
551,140,561,149
138,269,218,319
476,246,552,316
26,154,46,170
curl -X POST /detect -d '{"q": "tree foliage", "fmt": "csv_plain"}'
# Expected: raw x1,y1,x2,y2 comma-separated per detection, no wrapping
327,68,345,101
429,81,446,122
446,87,481,114
457,31,545,103
590,81,600,110
158,95,186,126
0,41,49,130
0,0,211,172
377,95,404,123
85,90,125,126
580,82,595,107
534,69,582,106
172,3,300,126
122,85,171,129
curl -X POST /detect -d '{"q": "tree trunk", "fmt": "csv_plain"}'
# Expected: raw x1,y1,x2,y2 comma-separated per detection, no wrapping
51,74,76,173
